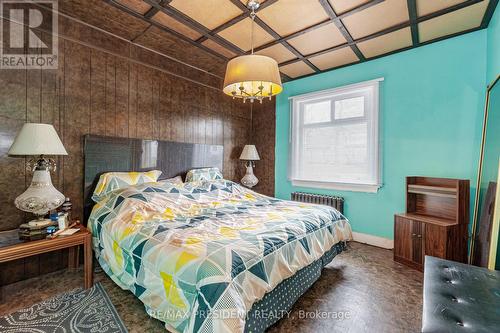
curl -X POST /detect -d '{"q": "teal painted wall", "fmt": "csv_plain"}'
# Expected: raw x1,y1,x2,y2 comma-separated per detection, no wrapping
275,31,487,240
487,5,500,83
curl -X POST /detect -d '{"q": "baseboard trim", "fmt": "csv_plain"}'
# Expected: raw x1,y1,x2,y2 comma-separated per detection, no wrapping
351,231,394,249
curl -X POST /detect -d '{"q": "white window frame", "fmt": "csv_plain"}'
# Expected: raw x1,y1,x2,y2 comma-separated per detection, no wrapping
288,78,383,193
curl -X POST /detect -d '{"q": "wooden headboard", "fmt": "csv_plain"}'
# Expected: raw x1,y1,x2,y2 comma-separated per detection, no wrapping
83,134,224,222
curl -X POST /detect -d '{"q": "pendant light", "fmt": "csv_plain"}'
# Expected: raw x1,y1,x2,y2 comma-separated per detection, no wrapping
223,0,283,103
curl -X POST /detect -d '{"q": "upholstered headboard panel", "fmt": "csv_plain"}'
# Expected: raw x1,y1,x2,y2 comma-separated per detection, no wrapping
83,134,223,222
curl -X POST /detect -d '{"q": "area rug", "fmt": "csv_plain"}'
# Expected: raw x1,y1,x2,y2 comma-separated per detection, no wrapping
0,282,128,332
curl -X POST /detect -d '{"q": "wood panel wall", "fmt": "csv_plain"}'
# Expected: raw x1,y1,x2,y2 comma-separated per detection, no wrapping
0,41,251,232
0,13,278,285
251,102,276,197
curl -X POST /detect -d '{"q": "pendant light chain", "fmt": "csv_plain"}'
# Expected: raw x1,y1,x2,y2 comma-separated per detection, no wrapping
247,3,256,102
250,6,255,55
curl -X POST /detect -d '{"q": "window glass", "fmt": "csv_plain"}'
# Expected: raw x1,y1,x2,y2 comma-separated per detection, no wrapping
334,96,365,120
303,100,331,124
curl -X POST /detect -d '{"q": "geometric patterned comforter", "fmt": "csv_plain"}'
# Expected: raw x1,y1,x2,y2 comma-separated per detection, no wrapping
88,179,352,333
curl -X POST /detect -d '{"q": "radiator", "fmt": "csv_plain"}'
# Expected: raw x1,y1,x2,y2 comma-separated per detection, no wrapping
291,192,344,214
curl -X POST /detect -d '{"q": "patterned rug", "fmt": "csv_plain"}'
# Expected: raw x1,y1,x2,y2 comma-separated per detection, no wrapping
0,283,128,332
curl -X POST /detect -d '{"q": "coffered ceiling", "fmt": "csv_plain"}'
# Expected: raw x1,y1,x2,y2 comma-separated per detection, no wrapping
66,0,499,81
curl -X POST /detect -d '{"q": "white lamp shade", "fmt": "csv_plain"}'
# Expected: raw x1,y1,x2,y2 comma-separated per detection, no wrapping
8,123,67,156
240,145,260,161
223,55,283,98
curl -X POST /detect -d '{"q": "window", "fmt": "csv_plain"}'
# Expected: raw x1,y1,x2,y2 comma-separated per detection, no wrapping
289,78,382,192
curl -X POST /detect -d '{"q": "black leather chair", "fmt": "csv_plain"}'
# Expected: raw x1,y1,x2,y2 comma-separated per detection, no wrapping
422,256,500,332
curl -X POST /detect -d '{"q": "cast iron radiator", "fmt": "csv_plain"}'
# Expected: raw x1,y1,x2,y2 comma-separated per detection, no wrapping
291,192,344,214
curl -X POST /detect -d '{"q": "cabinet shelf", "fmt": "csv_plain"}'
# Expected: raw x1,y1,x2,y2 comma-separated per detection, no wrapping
407,184,457,198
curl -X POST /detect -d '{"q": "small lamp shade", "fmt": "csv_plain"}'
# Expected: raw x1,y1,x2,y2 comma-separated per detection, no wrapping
240,145,260,161
8,123,67,156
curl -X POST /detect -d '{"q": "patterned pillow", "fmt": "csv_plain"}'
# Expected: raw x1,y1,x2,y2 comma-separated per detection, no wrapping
185,167,223,182
92,170,162,202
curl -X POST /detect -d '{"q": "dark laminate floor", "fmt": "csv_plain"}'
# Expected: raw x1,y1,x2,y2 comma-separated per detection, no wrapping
0,242,423,333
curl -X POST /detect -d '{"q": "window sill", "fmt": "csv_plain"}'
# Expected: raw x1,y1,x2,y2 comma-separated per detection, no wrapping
291,180,381,193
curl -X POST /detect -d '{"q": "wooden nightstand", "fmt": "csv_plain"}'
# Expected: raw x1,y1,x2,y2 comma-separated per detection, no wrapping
0,224,93,289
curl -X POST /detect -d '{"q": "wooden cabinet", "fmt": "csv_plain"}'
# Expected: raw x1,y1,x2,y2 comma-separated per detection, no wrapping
394,177,469,271
394,215,467,270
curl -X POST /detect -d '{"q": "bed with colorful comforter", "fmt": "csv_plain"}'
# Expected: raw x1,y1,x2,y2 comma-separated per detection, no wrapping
88,178,352,333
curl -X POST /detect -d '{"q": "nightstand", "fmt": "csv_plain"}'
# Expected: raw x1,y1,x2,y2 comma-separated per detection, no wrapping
0,224,93,289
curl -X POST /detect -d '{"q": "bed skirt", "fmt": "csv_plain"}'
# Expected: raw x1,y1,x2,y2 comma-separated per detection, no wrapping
244,241,347,333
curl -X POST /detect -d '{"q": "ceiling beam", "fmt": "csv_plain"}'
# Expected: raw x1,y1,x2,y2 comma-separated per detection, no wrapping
281,0,487,67
294,24,486,81
281,73,292,82
480,0,499,28
356,0,484,43
228,0,320,72
407,0,419,46
278,42,347,67
109,0,495,82
318,0,366,61
253,0,384,53
143,0,246,55
254,16,321,72
228,0,251,11
195,12,249,44
253,19,331,53
143,0,165,19
196,0,280,44
421,0,483,21
104,0,230,61
143,8,159,19
228,0,279,12
336,0,385,18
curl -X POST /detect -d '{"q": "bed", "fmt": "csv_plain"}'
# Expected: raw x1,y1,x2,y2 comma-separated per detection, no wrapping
84,135,352,333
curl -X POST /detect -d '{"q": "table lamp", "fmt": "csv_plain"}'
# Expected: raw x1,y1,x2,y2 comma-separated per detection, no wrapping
8,123,68,227
239,145,260,188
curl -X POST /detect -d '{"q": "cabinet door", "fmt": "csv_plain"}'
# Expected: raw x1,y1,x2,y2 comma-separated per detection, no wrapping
411,221,424,265
424,223,446,259
394,216,412,261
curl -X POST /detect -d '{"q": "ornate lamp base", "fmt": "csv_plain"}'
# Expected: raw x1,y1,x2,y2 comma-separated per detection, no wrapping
241,163,259,188
15,160,65,226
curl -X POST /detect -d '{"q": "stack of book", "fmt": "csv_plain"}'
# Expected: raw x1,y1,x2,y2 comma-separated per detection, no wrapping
18,222,58,241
